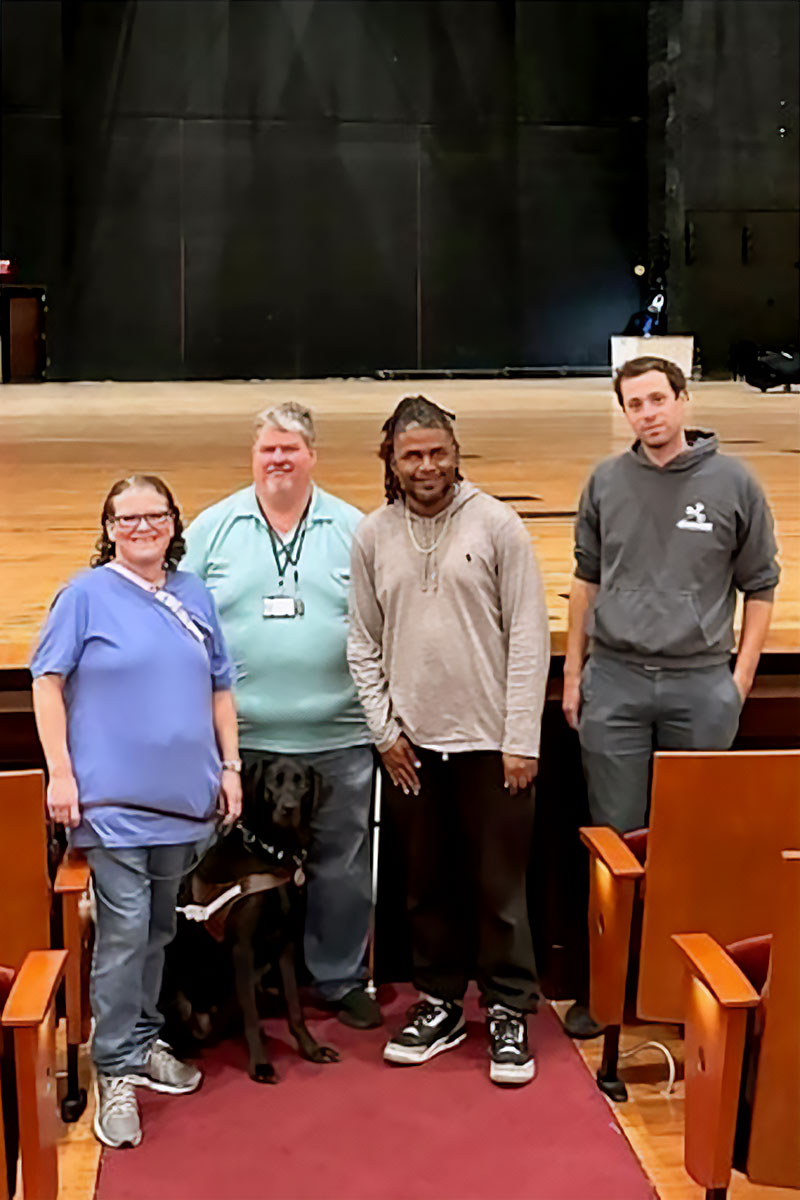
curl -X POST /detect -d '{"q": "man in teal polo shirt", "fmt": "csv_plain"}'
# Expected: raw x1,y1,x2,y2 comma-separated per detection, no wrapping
183,401,380,1029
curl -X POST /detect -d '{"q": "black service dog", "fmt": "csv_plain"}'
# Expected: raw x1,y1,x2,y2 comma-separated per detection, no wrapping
162,755,339,1083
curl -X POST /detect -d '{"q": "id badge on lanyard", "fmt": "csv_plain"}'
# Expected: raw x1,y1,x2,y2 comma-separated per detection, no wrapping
263,595,305,619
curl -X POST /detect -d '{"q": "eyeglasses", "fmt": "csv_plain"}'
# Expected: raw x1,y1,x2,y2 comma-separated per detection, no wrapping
109,511,173,531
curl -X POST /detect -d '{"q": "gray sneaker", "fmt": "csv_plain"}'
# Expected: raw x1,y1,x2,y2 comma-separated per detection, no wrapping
128,1039,202,1095
93,1074,142,1148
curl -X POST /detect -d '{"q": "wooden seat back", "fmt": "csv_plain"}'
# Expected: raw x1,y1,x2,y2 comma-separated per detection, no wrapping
746,850,800,1187
676,849,800,1192
638,750,800,1022
3,951,66,1200
0,772,51,973
0,772,63,1200
0,967,15,1200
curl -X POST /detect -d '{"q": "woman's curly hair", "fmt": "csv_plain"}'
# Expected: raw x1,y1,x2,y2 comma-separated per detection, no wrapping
378,395,461,504
91,475,186,570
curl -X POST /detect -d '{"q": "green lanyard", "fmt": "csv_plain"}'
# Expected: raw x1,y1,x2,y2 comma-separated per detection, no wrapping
259,495,312,590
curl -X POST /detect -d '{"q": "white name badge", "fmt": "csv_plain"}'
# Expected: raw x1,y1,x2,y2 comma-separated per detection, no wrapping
263,595,305,619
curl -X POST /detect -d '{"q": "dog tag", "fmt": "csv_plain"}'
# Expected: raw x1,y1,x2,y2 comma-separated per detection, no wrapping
294,867,306,886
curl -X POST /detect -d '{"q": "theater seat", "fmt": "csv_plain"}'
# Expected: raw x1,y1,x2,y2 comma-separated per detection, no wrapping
675,850,800,1199
1,966,16,1200
1,951,67,1200
53,849,93,1109
580,750,800,1102
578,823,646,1099
0,770,94,1200
621,828,648,865
725,934,771,994
0,772,91,1122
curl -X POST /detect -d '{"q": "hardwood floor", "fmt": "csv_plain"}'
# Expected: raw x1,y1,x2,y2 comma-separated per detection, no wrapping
1,377,798,667
557,1007,788,1200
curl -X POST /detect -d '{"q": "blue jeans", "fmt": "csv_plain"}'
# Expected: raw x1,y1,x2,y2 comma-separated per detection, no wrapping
86,843,197,1075
291,745,374,1002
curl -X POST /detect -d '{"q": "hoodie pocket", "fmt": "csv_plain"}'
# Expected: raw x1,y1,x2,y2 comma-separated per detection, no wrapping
592,588,710,657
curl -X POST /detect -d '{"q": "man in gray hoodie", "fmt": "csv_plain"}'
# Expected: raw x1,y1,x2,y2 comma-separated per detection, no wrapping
562,356,779,1037
348,395,550,1086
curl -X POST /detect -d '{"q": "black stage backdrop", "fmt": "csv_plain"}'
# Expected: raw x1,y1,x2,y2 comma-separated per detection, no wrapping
653,0,800,375
2,0,647,379
2,1,797,380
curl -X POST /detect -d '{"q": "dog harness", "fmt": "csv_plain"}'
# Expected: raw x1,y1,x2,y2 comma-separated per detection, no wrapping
178,871,298,941
175,819,309,939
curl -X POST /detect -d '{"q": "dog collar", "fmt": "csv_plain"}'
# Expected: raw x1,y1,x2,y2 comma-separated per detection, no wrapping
239,824,307,875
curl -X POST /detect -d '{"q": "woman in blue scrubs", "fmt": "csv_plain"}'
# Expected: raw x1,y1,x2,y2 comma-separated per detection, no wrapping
31,475,242,1149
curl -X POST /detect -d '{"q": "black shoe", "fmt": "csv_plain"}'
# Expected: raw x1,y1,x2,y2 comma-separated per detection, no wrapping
335,987,383,1030
384,997,466,1065
562,1002,605,1040
487,1005,535,1086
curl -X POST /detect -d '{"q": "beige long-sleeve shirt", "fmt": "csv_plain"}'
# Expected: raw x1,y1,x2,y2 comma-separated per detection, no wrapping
347,483,550,757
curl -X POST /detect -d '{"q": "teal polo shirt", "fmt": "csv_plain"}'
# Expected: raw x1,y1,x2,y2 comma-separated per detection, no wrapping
183,484,369,753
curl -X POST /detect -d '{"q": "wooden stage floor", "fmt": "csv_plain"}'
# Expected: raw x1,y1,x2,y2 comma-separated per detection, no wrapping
2,376,798,668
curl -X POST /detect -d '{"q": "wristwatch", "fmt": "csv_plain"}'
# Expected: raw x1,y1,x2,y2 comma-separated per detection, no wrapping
221,759,242,773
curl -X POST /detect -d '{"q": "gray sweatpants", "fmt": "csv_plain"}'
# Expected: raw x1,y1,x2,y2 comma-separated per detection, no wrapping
578,656,743,832
86,843,197,1076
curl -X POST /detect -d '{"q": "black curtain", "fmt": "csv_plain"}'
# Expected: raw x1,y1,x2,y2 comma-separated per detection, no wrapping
2,1,648,379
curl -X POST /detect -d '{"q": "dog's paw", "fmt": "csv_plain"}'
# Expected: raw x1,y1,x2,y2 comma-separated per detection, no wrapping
307,1044,340,1064
251,1062,279,1084
190,1012,213,1041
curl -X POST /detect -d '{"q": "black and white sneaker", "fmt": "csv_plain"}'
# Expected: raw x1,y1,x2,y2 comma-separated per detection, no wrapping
384,996,466,1065
487,1004,535,1085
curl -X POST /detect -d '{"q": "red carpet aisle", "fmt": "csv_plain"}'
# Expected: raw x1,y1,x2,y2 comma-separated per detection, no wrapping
96,987,656,1200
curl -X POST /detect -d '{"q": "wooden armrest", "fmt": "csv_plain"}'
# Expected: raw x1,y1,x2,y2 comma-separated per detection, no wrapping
672,933,761,1008
54,849,91,893
579,826,645,878
2,950,67,1027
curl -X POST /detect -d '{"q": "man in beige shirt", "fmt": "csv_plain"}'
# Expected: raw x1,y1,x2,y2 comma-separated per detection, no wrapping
348,395,550,1086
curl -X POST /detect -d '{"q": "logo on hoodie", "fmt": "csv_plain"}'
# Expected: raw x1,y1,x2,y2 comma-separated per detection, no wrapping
676,501,713,532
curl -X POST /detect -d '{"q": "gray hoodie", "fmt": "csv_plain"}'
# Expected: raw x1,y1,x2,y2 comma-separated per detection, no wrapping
574,431,779,667
348,482,550,757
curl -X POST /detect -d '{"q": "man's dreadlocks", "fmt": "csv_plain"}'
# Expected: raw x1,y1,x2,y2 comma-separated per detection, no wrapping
379,395,461,504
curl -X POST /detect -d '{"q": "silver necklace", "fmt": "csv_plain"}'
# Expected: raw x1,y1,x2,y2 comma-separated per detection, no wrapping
404,504,453,555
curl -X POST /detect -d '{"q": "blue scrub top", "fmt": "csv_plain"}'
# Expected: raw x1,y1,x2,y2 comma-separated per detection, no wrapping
30,566,233,848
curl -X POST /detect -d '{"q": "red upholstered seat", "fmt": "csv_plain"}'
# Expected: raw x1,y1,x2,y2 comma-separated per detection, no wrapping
726,935,772,996
622,828,648,865
723,935,773,1176
0,970,13,1007
622,829,648,908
